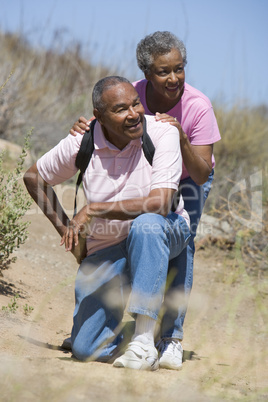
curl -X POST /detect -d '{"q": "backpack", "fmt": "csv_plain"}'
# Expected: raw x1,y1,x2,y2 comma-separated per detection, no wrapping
73,117,155,216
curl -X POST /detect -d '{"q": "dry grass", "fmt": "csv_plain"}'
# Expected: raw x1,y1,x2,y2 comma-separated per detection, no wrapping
202,104,268,278
0,31,112,154
212,104,268,205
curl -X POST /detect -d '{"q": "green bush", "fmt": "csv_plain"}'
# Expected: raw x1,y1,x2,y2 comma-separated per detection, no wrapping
0,129,33,275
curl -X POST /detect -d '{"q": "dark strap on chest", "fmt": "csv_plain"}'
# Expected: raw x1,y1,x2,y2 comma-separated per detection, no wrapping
141,118,155,166
73,119,97,216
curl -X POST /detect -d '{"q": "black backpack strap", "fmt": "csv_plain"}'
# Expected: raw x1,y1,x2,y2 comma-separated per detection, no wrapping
171,186,181,212
75,118,97,173
141,117,155,166
73,119,97,217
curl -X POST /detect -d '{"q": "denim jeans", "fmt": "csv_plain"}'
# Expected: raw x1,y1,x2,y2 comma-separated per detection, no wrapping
71,212,190,361
160,170,214,340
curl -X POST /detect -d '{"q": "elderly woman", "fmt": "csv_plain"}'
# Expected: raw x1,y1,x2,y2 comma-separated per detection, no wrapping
70,31,221,370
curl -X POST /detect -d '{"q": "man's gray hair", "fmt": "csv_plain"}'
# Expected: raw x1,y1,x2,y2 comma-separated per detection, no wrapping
136,31,187,76
92,76,131,112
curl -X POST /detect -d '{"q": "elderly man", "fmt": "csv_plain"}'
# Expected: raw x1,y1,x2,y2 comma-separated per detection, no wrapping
24,76,190,371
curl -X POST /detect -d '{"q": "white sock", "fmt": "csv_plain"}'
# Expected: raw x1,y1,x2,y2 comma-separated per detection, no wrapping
132,315,156,345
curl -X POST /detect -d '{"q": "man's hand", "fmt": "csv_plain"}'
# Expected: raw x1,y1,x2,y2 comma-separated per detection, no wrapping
69,116,92,136
60,206,92,252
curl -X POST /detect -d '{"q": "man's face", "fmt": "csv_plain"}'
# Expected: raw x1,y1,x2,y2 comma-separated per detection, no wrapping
95,82,145,150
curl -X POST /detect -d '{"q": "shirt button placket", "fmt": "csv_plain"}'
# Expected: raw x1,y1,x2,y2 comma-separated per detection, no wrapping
116,152,122,171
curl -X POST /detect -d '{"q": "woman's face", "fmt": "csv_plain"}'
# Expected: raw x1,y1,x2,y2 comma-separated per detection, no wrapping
146,48,185,102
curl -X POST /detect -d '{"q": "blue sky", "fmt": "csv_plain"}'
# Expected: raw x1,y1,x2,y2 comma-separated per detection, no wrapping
1,0,267,107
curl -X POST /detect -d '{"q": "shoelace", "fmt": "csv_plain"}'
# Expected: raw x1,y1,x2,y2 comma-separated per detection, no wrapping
125,341,158,367
157,338,180,355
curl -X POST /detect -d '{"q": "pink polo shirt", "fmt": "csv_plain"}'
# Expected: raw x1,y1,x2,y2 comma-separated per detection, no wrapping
37,115,189,255
132,80,221,180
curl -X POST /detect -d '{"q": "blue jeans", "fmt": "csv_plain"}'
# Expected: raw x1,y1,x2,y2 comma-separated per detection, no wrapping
160,170,214,340
71,212,190,361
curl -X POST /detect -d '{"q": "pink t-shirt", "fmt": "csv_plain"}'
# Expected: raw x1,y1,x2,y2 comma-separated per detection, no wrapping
37,115,189,255
132,80,221,180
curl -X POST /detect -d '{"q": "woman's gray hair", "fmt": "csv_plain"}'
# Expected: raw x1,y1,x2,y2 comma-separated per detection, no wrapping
136,31,187,75
92,76,131,111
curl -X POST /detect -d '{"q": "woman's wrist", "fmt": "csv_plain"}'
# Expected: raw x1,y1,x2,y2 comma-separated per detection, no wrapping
180,130,188,144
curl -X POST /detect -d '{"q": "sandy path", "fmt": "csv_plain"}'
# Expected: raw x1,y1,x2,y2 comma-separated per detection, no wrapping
0,210,267,401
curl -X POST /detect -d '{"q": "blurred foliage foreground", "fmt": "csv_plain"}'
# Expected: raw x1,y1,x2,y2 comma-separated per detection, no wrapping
0,31,267,280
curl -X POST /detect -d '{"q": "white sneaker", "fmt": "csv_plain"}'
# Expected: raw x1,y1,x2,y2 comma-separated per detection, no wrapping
113,341,159,371
157,338,183,370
